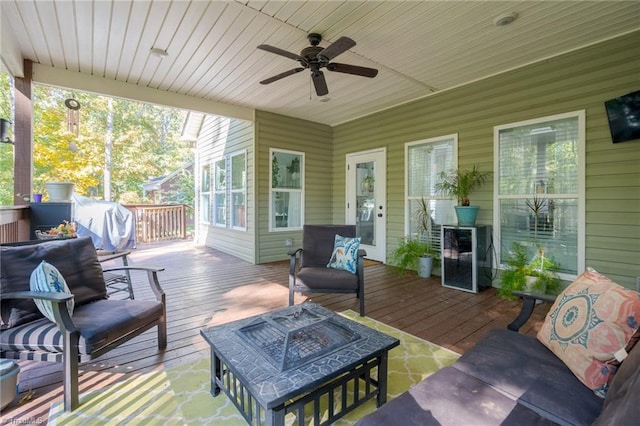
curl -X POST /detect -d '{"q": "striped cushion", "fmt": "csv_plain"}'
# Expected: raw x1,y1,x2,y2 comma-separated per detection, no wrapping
29,261,74,323
0,299,163,356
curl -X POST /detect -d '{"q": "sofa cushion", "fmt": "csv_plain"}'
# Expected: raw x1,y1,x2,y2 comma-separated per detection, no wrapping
537,267,640,397
355,364,557,426
593,343,640,425
327,234,361,274
452,328,603,425
1,237,107,328
0,299,163,355
29,261,75,323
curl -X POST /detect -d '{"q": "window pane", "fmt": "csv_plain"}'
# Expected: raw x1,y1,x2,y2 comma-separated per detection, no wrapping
201,194,210,223
498,117,579,196
232,192,245,228
408,141,453,197
202,165,211,192
231,154,245,190
214,160,225,191
272,152,301,189
273,191,301,229
214,194,226,225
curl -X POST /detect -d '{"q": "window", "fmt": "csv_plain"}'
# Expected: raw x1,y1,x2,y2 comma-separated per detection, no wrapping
200,164,211,223
230,152,246,229
270,149,304,231
211,151,247,230
405,135,457,252
494,111,585,277
213,159,226,226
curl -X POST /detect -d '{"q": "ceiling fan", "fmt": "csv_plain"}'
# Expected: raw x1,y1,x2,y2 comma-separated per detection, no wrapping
257,33,378,96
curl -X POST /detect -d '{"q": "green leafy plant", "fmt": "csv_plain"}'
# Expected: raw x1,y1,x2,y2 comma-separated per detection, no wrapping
435,164,489,206
390,237,434,275
498,242,561,300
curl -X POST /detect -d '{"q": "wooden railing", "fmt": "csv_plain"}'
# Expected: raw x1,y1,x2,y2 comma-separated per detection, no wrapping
124,204,188,243
0,205,30,244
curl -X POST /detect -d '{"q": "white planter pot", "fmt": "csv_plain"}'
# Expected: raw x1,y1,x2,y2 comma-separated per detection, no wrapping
418,256,433,278
45,182,75,202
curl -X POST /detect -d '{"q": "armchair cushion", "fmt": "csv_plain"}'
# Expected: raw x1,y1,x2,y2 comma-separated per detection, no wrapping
327,235,361,274
1,237,107,328
29,261,75,323
297,267,359,291
0,299,163,355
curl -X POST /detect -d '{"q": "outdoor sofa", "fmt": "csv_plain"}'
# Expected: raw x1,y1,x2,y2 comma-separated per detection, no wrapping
0,237,167,412
357,272,640,426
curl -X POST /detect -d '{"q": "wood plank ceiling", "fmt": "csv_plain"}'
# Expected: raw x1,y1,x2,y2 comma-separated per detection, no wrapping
1,0,639,126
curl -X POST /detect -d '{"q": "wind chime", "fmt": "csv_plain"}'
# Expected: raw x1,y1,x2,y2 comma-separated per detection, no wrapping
65,97,81,135
64,97,81,151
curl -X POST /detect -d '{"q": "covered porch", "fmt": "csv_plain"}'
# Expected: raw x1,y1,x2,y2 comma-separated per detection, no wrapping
3,238,549,423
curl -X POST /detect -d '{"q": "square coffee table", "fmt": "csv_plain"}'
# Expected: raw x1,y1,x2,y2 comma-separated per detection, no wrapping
200,303,399,426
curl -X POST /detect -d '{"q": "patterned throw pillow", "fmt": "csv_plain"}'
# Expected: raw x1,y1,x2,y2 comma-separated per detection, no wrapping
29,261,75,323
537,267,640,397
327,235,361,274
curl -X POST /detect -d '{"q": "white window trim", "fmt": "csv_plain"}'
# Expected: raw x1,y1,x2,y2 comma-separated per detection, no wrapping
269,148,305,232
404,134,458,237
492,110,586,280
230,150,247,231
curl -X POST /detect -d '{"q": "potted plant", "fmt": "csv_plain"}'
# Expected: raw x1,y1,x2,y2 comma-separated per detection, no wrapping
435,164,489,226
390,197,438,278
498,242,561,300
390,237,435,278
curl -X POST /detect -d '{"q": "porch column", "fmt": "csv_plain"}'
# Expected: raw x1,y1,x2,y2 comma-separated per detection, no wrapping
13,59,33,206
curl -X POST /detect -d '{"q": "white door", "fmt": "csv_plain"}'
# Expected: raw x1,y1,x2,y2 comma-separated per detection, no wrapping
346,149,386,262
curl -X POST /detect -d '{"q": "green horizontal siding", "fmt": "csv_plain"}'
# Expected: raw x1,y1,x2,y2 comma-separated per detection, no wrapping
254,110,333,263
332,30,640,288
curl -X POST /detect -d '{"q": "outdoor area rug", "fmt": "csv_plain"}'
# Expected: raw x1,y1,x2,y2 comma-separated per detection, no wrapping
49,311,459,425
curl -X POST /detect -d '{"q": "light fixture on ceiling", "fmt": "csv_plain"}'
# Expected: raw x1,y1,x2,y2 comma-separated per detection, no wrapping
318,96,331,103
150,47,169,58
494,12,518,27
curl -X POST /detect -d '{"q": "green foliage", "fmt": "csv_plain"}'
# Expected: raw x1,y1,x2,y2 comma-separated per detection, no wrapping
0,79,192,205
435,164,489,206
390,237,433,275
498,242,561,300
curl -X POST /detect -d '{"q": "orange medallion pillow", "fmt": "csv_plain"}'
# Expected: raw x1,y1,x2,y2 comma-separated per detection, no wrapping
537,267,640,397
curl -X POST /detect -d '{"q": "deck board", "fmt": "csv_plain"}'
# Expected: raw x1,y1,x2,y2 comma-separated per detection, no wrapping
1,240,550,423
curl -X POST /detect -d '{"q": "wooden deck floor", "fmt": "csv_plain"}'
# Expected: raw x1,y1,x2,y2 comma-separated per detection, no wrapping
2,240,551,424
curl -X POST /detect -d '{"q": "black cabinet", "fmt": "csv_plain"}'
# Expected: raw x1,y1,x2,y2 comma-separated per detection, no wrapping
29,202,74,239
441,225,492,293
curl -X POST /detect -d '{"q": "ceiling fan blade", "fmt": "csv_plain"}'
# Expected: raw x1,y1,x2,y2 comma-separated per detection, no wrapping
317,36,356,61
260,68,305,85
327,63,378,78
257,44,304,62
312,71,329,96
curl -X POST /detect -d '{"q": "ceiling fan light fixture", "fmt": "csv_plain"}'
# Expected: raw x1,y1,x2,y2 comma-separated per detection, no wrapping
150,47,169,58
318,96,331,103
494,12,518,27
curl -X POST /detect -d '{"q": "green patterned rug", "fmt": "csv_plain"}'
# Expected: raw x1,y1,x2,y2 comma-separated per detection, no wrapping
49,311,459,425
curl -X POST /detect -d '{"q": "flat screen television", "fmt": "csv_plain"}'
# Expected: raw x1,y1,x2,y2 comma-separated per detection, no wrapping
604,90,640,143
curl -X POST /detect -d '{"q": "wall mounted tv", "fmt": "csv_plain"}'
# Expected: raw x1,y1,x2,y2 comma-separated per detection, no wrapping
604,90,640,143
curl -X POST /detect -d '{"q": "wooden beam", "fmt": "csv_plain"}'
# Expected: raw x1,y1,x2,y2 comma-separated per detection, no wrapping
13,59,32,206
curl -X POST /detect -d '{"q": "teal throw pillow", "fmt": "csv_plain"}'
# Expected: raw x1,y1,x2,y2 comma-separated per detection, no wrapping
327,234,361,274
29,260,75,323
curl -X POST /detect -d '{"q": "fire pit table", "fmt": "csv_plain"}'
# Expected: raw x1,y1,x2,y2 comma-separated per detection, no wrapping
200,303,399,426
